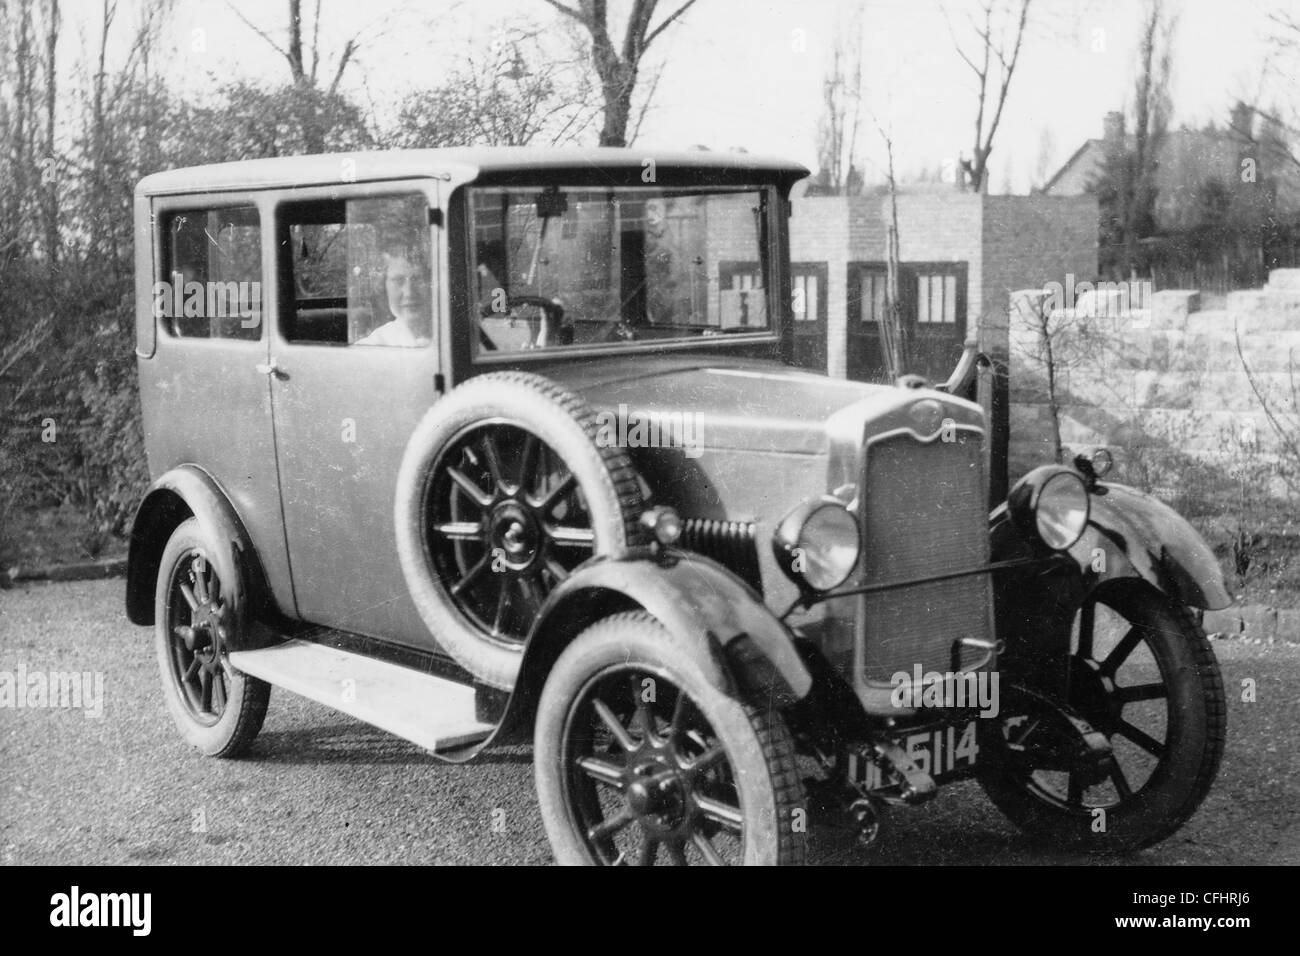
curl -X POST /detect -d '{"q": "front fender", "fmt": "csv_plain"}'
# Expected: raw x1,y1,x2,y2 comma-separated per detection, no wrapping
987,479,1230,699
1069,482,1231,611
125,466,265,625
498,549,813,739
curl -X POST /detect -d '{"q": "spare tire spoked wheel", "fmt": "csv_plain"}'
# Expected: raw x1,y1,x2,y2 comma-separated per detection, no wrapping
428,421,594,645
397,371,646,690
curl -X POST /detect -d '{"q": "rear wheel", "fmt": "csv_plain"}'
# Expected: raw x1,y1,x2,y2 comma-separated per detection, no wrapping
980,584,1226,851
535,612,807,865
154,519,269,757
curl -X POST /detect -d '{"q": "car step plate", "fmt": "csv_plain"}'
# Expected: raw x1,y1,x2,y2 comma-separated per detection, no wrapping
229,640,494,753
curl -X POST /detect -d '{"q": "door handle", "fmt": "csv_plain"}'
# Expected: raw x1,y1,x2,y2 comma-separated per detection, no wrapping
255,358,287,379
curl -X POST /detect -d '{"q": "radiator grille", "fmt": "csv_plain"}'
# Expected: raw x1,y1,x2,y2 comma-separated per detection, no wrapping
679,518,762,591
858,432,992,684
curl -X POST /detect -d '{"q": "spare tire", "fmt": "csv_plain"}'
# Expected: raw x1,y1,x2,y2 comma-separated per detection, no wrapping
395,371,647,689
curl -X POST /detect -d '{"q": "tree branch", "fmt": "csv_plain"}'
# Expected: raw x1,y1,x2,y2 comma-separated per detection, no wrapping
644,0,696,48
627,62,662,145
980,0,1030,157
541,0,586,25
309,0,321,83
225,0,289,63
328,37,356,95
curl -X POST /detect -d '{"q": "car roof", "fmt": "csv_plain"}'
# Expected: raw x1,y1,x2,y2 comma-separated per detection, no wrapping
136,147,811,196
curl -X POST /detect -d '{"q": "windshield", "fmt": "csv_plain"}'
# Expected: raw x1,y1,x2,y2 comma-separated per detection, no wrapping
468,185,771,354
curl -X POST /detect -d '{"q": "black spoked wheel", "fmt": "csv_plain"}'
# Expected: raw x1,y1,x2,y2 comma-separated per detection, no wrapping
980,584,1226,851
566,671,745,865
164,549,232,725
396,371,646,690
536,613,806,866
428,422,593,645
154,518,269,757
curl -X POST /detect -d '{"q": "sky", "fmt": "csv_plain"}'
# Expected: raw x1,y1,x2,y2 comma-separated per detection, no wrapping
50,0,1300,193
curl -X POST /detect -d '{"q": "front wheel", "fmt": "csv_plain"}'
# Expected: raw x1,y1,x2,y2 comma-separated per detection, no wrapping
535,612,807,865
979,584,1226,852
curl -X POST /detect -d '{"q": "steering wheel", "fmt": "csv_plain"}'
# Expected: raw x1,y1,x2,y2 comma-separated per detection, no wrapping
479,294,568,349
597,319,638,344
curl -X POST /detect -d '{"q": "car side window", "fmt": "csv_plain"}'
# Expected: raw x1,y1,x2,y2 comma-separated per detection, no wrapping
160,206,263,340
279,194,432,347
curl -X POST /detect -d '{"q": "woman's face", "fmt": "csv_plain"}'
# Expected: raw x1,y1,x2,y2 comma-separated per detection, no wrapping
383,252,431,329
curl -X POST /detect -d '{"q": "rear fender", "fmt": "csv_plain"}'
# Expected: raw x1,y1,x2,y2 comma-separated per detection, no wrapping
125,466,265,625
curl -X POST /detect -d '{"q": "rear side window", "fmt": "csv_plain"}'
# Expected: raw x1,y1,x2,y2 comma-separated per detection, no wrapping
278,194,431,347
160,206,263,340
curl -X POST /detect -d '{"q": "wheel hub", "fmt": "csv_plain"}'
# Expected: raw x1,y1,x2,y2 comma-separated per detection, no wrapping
625,761,685,821
614,725,707,840
490,501,541,570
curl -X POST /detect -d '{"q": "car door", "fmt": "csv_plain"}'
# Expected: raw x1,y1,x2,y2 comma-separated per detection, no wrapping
143,195,297,617
267,180,445,647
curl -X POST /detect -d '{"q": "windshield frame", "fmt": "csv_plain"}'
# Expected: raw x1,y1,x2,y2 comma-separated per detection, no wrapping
458,180,783,366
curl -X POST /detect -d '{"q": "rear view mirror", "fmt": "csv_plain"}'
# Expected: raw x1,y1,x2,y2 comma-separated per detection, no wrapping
534,187,568,219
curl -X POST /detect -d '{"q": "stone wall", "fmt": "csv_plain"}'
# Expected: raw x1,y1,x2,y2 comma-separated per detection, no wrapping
1008,270,1300,509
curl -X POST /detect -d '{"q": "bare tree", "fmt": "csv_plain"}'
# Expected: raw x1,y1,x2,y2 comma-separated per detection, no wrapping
812,9,865,196
942,0,1031,193
1244,12,1300,176
0,0,61,267
1091,1,1176,278
79,0,173,270
41,0,58,270
388,24,598,149
1010,292,1118,463
1,0,37,263
876,122,910,380
1236,323,1300,499
228,0,372,153
1123,0,1176,275
541,0,697,147
230,0,360,93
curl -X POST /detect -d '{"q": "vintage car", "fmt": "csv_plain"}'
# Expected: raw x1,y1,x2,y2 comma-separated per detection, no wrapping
126,148,1229,865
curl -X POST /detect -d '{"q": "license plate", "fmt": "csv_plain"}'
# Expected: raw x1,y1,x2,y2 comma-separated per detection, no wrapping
848,720,981,791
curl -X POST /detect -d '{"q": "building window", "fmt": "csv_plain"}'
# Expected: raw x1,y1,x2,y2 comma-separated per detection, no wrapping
858,269,888,323
792,271,820,322
917,273,958,324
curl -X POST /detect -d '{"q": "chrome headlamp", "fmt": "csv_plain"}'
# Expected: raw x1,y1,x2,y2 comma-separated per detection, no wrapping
773,497,862,595
1008,465,1090,551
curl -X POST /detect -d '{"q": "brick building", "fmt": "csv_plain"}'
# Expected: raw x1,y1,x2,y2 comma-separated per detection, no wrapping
784,190,1099,383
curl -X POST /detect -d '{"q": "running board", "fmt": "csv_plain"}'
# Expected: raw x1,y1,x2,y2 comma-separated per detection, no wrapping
229,639,494,753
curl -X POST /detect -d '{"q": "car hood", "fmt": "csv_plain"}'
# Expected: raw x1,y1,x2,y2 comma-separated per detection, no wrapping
544,357,888,455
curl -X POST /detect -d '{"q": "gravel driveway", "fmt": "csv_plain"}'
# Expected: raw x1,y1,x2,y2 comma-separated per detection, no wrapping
2,579,1296,865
